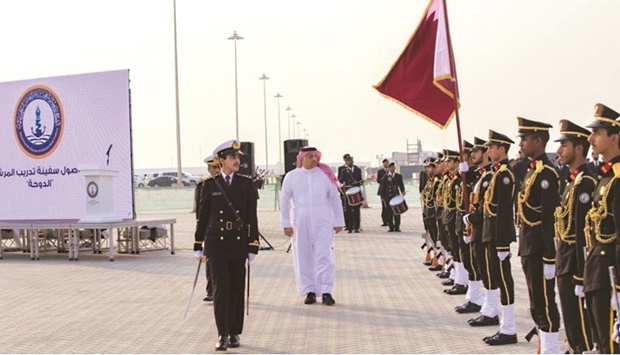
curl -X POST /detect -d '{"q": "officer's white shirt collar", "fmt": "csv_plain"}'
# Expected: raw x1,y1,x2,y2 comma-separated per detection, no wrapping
220,171,235,183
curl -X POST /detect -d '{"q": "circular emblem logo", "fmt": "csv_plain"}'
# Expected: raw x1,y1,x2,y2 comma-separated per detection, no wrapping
87,181,99,199
232,140,241,150
503,176,510,185
14,85,64,159
579,192,590,204
541,180,549,189
482,181,489,188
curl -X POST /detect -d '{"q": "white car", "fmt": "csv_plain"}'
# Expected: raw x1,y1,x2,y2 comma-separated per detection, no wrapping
145,171,197,187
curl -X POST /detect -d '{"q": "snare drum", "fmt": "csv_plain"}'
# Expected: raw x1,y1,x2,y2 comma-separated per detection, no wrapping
389,195,408,215
345,186,364,206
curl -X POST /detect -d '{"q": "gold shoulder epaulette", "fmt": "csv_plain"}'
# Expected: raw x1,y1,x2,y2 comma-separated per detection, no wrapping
543,164,560,179
237,174,252,179
536,160,544,173
613,163,620,178
498,164,508,172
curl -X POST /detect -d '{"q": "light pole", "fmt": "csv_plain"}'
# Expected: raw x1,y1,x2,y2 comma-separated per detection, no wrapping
228,30,244,139
296,120,301,139
291,114,297,138
285,106,292,139
274,93,283,174
173,0,183,186
259,73,270,175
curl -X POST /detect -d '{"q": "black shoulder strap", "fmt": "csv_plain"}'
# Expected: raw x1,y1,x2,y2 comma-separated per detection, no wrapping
214,178,246,227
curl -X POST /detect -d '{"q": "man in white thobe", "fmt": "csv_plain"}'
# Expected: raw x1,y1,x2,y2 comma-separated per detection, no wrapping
280,146,345,306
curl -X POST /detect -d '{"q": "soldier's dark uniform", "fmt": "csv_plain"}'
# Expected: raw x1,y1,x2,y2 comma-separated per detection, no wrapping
429,152,448,272
553,120,595,353
481,130,517,345
584,103,620,354
194,140,260,350
338,156,363,233
379,164,405,231
516,118,561,342
463,137,497,318
422,159,439,248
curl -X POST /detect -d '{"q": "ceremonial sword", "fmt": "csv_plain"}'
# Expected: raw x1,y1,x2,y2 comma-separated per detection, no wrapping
183,259,203,320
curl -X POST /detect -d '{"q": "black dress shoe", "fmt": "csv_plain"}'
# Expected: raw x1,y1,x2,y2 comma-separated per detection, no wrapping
347,230,352,234
482,331,500,342
469,315,500,327
455,301,482,314
428,265,442,271
215,335,229,351
354,229,360,233
394,229,401,232
381,224,388,227
203,294,214,302
485,332,517,345
304,292,316,304
388,229,395,232
441,279,454,286
437,271,451,279
423,261,432,266
445,284,468,295
229,334,240,348
322,293,336,305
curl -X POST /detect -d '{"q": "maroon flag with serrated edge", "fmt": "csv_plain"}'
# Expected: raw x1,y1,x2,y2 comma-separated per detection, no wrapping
374,0,459,129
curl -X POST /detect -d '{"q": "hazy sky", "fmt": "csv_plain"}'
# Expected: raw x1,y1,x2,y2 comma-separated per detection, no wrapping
1,0,619,169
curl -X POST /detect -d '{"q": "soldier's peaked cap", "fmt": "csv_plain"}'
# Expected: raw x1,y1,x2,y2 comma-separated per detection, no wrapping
485,130,515,146
586,103,620,129
214,139,244,157
444,149,460,159
203,154,219,166
554,119,591,142
463,140,473,153
517,117,553,137
472,137,487,149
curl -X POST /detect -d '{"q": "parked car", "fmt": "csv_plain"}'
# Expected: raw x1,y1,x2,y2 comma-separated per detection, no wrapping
135,174,148,188
146,171,197,187
147,176,190,187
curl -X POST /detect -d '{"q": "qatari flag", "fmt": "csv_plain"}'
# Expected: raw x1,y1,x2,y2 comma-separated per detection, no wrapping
374,0,459,129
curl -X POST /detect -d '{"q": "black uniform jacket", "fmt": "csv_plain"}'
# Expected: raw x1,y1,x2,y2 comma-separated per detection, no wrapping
194,174,259,259
442,172,461,225
338,165,363,189
517,154,560,263
466,164,493,242
482,159,516,249
555,164,596,283
377,168,388,195
422,175,437,219
584,155,620,292
380,172,405,202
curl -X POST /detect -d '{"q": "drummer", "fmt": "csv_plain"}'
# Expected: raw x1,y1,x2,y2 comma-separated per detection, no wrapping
379,162,406,232
338,154,364,233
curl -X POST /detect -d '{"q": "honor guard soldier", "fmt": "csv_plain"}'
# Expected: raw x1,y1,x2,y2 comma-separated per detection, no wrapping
379,162,405,232
377,158,390,227
433,152,452,277
442,149,468,294
584,103,620,354
197,154,222,302
421,158,439,265
516,117,562,353
194,139,260,351
553,120,595,353
463,137,499,320
430,152,448,272
480,130,518,346
338,154,363,233
454,140,483,312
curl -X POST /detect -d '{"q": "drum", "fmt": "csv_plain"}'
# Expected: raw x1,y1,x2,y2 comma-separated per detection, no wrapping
389,195,408,215
345,186,364,206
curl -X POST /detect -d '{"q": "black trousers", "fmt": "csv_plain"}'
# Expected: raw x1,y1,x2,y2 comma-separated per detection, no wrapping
460,241,480,281
381,199,389,225
210,257,246,337
472,240,488,286
446,221,460,262
485,242,513,305
557,273,593,353
205,259,213,296
436,218,449,253
425,217,438,243
344,203,361,231
520,255,560,332
585,289,619,354
384,200,400,230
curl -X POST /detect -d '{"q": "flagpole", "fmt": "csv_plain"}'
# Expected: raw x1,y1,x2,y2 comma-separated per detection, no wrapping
441,0,469,209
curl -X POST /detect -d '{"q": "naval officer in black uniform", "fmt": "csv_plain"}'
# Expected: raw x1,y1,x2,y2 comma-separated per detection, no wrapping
585,103,620,354
377,158,390,226
553,120,595,353
379,162,405,232
194,139,260,351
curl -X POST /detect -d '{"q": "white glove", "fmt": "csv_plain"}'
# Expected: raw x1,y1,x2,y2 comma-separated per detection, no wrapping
612,291,620,312
458,162,469,174
462,214,470,226
497,251,509,261
574,285,585,298
248,253,256,264
613,318,620,344
543,264,555,280
194,250,203,258
463,236,471,244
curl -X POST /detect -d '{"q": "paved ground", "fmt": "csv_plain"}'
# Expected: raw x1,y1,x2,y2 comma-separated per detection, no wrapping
1,205,568,353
